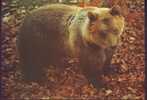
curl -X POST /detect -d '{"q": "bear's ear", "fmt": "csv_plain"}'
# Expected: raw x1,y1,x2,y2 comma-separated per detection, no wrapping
110,5,121,16
87,12,98,21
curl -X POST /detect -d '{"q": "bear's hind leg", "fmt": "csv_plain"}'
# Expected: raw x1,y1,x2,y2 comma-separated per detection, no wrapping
21,59,45,82
20,49,47,83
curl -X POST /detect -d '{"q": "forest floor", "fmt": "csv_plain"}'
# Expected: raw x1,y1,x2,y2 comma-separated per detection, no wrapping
1,0,144,100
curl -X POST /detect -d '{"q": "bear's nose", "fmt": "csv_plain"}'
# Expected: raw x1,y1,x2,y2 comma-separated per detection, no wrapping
100,30,107,38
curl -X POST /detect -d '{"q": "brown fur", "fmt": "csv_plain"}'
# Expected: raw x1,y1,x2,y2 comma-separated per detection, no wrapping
17,4,124,89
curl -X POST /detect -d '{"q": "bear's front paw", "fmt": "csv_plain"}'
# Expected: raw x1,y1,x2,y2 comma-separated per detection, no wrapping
103,64,122,75
88,77,106,90
92,81,106,90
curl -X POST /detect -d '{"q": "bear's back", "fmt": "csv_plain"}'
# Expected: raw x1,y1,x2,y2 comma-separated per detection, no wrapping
17,4,81,68
19,4,80,39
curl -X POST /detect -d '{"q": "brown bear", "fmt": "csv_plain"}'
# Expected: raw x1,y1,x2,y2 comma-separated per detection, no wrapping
17,4,125,89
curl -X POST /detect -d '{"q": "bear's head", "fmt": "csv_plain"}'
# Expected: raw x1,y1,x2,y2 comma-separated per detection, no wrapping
86,5,125,49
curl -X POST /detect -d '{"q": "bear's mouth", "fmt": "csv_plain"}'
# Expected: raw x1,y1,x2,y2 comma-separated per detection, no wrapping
100,41,109,48
86,41,108,50
86,35,111,49
86,41,101,50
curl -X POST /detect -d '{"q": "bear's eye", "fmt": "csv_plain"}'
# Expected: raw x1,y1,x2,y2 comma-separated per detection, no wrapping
112,29,119,35
102,18,111,25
